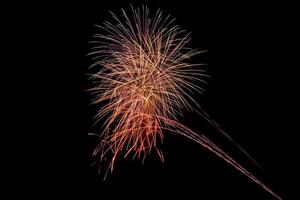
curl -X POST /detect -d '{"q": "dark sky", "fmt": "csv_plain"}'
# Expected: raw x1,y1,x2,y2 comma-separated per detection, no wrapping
10,0,297,199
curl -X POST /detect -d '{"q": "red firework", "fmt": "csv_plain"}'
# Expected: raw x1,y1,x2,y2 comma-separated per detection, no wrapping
88,6,281,199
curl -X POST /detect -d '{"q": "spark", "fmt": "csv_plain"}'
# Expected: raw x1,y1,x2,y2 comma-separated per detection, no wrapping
88,5,281,199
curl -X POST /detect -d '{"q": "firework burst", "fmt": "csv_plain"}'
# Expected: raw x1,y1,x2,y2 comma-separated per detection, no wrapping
88,6,281,199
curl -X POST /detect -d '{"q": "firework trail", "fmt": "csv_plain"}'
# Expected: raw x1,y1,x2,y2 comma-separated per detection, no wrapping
88,6,281,199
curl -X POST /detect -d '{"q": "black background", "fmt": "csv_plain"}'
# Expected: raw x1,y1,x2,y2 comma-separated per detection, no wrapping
11,0,297,199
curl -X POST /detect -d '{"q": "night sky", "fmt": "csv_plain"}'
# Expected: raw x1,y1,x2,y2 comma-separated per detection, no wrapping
11,1,297,199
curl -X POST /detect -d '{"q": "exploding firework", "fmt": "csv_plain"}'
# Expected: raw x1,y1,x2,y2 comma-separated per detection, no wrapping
88,6,281,199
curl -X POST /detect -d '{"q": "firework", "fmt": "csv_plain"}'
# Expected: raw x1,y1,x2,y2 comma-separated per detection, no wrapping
88,6,281,199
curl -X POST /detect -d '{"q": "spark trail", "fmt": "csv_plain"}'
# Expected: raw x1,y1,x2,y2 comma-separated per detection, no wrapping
88,5,281,199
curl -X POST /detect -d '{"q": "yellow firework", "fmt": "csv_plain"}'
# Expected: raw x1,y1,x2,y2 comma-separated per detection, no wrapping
88,6,281,199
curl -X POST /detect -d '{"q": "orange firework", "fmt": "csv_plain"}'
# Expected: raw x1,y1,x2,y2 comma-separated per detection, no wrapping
88,6,281,199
